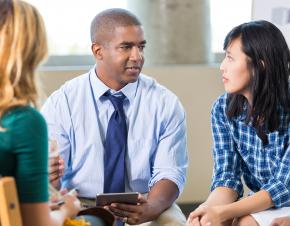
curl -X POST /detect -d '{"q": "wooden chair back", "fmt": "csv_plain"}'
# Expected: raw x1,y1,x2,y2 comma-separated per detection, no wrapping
0,177,22,226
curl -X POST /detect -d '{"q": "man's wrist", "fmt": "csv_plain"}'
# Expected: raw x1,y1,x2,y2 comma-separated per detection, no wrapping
146,196,172,222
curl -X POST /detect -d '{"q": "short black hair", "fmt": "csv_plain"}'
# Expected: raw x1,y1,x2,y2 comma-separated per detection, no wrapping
224,20,290,143
90,8,142,44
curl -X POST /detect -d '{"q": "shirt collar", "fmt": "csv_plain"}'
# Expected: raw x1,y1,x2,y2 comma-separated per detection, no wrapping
89,66,138,103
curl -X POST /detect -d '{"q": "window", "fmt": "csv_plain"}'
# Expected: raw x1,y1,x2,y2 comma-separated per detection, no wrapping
27,0,252,66
210,0,252,53
26,0,127,56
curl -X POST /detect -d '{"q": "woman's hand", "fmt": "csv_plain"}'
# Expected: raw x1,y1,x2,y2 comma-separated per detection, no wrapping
49,186,68,211
270,216,290,226
187,204,224,226
60,192,81,218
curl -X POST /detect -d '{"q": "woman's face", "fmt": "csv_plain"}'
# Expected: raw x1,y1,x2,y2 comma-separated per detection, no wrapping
220,37,252,100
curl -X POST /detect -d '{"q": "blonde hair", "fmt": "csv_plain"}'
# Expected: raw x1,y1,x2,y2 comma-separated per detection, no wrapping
0,0,48,120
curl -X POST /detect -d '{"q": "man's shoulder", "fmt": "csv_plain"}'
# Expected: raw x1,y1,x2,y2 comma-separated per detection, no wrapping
61,71,90,93
139,73,160,88
138,73,177,98
43,71,90,108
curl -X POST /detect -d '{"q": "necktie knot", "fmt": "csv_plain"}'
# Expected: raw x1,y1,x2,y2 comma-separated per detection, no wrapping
104,92,126,113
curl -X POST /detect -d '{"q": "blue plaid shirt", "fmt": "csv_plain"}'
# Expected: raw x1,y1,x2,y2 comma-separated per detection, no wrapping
211,93,290,208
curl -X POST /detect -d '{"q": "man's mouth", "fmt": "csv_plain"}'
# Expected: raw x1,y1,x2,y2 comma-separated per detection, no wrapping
125,66,141,73
126,66,140,70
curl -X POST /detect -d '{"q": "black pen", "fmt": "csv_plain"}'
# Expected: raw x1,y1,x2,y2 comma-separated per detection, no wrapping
56,200,65,206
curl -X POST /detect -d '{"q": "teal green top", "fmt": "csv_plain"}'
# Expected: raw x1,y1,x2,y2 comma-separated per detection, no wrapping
0,106,49,203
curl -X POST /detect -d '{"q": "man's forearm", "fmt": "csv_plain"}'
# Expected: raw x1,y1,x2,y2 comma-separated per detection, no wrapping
147,179,179,217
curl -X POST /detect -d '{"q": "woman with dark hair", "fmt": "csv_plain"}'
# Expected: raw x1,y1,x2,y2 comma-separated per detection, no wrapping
187,20,289,226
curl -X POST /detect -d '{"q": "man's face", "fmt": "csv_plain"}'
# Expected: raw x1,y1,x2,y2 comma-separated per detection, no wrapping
94,25,146,90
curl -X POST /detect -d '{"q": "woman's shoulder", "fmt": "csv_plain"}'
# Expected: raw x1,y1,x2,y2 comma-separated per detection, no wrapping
2,106,46,130
212,93,228,113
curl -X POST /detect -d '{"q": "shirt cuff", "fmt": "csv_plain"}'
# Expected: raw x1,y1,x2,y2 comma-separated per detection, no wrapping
261,178,290,208
148,171,186,196
211,180,244,198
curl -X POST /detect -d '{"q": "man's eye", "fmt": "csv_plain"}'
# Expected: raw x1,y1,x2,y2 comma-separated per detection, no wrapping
139,45,145,50
121,45,131,49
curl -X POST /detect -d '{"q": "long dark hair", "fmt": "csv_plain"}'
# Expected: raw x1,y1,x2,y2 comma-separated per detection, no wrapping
224,20,290,144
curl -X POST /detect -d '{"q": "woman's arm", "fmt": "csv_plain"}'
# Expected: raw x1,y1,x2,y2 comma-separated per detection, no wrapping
188,97,244,226
204,187,238,206
219,189,273,221
11,109,80,226
188,189,273,226
20,194,80,226
187,187,238,226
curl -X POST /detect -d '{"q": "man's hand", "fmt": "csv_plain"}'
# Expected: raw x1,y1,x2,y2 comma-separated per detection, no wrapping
106,179,179,224
49,155,64,188
48,139,64,189
106,194,153,224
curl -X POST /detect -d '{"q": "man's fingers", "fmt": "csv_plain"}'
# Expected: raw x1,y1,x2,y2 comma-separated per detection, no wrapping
108,206,131,217
49,158,64,177
110,203,138,213
49,156,59,165
49,164,59,173
49,172,60,182
137,193,147,204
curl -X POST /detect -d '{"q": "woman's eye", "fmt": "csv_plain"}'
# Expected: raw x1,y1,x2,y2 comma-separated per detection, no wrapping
226,55,233,61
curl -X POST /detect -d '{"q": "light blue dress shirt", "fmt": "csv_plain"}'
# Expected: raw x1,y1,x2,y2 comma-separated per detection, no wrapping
41,67,188,198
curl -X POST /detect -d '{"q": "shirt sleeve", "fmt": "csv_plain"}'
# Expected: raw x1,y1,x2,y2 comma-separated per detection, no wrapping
261,128,290,208
148,94,188,195
12,108,49,203
210,95,244,198
41,89,72,186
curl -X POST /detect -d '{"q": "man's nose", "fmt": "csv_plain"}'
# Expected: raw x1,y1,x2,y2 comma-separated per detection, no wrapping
130,46,143,61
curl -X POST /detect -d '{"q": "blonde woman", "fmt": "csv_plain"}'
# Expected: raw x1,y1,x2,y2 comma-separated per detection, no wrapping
0,0,81,226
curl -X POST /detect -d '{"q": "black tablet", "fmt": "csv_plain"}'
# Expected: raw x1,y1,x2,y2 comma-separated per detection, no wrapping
95,192,139,206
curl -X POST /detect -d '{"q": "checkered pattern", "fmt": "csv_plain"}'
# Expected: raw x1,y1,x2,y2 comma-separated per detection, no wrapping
210,93,290,208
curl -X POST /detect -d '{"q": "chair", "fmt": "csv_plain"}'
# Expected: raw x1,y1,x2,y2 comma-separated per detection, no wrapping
0,177,22,226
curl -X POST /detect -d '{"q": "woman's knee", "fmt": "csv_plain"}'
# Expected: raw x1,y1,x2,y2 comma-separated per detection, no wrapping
235,215,259,226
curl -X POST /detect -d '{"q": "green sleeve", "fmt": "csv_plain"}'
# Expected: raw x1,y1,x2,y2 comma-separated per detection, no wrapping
11,107,49,203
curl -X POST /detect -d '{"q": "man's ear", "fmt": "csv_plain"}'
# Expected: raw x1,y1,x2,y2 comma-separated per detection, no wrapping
91,43,103,60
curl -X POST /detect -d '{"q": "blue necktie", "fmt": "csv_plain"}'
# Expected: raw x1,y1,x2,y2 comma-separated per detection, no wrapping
103,92,127,193
104,93,127,226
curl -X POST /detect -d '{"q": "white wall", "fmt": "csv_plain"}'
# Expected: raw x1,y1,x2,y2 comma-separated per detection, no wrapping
39,65,224,203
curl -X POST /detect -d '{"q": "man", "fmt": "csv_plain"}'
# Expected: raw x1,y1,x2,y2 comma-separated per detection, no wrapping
42,8,188,225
